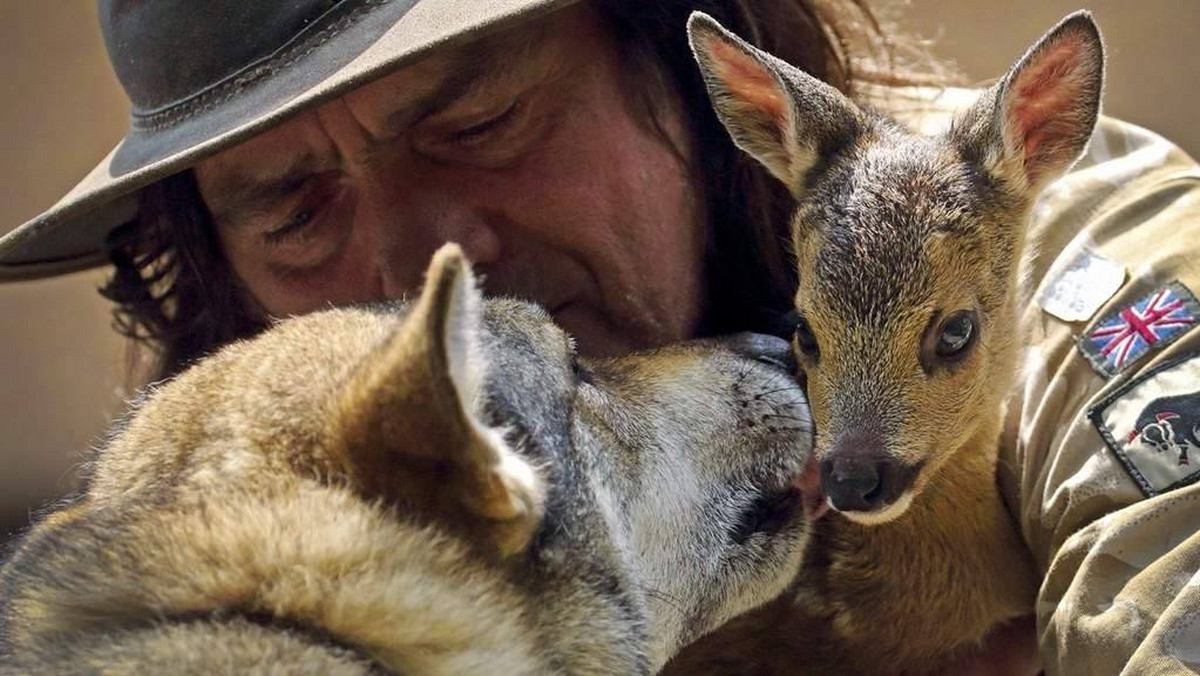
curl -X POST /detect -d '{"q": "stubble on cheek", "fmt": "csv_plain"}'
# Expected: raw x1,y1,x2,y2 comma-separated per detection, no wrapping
605,87,708,352
516,13,709,357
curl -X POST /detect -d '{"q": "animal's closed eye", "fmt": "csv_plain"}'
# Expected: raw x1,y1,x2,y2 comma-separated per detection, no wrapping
570,355,594,385
730,487,803,545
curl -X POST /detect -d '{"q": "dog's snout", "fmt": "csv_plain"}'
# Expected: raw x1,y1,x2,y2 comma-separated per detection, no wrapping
724,332,797,372
819,435,919,514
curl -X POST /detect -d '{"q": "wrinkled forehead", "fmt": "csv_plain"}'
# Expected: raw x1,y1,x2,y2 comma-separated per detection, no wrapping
802,134,986,324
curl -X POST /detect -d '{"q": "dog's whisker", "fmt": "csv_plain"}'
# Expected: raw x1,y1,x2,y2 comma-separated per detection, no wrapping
640,585,689,621
763,412,810,424
753,386,800,400
764,425,807,434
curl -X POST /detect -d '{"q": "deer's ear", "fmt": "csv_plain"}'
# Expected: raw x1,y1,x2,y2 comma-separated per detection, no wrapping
687,11,862,196
330,244,544,558
954,12,1104,192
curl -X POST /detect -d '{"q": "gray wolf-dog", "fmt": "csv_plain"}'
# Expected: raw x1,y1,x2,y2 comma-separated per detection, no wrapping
0,245,816,674
671,11,1103,674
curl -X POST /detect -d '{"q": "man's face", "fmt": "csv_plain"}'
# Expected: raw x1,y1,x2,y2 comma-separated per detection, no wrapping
194,5,706,357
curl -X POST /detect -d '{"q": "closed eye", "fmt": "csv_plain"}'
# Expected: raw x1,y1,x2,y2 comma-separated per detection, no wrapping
264,206,317,244
570,354,594,386
449,100,521,144
729,487,802,545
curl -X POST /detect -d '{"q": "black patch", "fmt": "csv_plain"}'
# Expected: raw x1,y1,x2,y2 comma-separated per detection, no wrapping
729,487,803,545
1127,391,1200,468
1088,351,1200,497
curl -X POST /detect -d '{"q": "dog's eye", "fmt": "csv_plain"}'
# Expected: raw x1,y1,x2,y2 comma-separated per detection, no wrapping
935,311,977,360
570,355,594,385
792,312,820,361
730,488,802,545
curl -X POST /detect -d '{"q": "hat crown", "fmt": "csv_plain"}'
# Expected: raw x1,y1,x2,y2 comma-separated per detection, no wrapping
2,0,571,279
98,0,347,115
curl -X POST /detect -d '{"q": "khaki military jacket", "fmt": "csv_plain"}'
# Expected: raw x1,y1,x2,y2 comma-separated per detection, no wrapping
881,86,1200,675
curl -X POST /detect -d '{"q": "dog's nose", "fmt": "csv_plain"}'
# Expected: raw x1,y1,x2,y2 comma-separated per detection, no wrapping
723,332,797,372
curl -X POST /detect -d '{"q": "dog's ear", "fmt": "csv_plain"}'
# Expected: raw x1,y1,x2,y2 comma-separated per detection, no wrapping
953,12,1104,193
687,11,862,196
330,244,544,558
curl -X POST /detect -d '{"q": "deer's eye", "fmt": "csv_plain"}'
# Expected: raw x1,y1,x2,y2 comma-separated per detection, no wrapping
792,312,820,361
935,311,977,360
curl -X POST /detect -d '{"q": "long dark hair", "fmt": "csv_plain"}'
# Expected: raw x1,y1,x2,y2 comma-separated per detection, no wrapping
101,171,265,377
101,0,949,381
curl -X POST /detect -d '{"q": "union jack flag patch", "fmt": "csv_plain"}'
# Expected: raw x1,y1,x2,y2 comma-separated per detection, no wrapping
1077,281,1200,378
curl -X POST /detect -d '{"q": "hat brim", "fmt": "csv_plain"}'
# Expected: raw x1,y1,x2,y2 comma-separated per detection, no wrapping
0,0,578,281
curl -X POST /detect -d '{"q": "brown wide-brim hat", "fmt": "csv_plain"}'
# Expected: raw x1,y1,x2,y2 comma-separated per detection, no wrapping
0,0,577,281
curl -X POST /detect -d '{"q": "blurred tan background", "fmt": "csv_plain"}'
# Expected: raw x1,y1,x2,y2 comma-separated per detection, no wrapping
2,1,1199,542
1,3,128,542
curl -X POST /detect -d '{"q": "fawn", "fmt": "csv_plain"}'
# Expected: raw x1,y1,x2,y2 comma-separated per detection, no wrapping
677,10,1103,674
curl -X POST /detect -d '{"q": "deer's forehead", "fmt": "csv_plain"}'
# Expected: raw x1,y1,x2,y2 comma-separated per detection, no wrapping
806,243,930,330
797,137,987,327
825,138,983,233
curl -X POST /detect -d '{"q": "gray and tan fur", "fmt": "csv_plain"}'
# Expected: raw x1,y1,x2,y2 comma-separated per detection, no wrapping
675,12,1104,674
0,245,816,675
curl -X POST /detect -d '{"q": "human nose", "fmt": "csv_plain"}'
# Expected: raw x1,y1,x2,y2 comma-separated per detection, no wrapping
358,167,504,299
316,100,504,299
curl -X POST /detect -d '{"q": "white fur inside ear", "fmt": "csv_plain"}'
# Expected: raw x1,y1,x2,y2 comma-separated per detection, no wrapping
441,262,487,417
484,424,543,514
436,254,544,549
441,262,544,522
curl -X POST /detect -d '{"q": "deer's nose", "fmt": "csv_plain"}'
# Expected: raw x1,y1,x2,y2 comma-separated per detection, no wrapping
821,455,886,512
819,435,918,514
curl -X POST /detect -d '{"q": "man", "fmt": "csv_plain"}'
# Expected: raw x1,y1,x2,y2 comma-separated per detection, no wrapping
2,1,1198,673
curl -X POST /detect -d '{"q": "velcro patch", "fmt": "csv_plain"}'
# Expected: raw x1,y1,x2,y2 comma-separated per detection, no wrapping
1088,352,1200,497
1035,246,1125,323
1076,281,1199,378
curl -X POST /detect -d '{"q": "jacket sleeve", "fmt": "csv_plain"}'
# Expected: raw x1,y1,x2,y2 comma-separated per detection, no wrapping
997,115,1200,676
